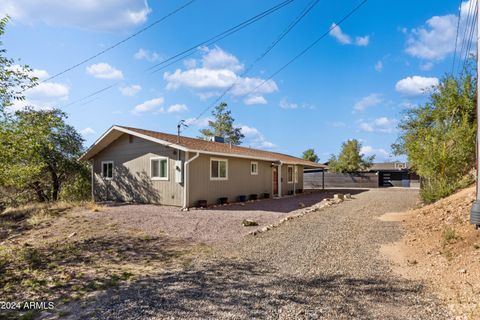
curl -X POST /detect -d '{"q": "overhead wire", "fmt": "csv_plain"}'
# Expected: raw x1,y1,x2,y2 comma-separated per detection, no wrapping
461,0,478,72
186,0,369,127
62,0,294,108
452,0,463,74
147,0,294,74
33,0,196,86
186,0,321,123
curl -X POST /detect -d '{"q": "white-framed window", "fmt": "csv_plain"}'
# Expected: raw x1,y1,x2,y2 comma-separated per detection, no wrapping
287,165,294,183
151,157,169,180
250,161,258,175
101,161,114,180
294,166,299,183
210,158,228,180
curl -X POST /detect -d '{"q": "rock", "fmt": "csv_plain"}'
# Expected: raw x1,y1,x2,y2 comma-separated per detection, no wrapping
299,202,306,208
459,269,467,274
345,193,352,199
334,193,344,200
242,219,258,227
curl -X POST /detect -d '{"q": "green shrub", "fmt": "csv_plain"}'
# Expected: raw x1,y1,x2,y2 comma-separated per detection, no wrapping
393,65,476,203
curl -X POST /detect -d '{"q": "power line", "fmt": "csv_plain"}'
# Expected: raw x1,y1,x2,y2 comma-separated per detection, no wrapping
189,0,320,123
186,0,367,126
457,0,475,74
62,0,294,108
250,0,368,96
462,0,478,72
36,0,196,86
63,81,121,107
147,0,294,73
452,0,463,74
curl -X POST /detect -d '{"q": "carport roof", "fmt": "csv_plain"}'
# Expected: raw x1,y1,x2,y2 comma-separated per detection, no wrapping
80,125,325,168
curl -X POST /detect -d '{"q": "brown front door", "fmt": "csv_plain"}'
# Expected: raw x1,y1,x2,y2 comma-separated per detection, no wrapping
273,167,278,196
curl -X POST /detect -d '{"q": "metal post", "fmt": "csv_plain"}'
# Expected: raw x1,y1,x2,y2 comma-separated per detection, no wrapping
322,169,325,190
470,1,480,229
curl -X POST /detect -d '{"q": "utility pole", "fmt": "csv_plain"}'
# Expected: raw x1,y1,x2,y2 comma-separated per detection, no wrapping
470,1,480,230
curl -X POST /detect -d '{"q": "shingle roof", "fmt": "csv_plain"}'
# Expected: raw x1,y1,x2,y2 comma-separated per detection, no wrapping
114,126,324,168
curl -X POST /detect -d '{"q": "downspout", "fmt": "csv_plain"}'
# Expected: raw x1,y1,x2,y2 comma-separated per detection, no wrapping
90,158,95,202
278,161,283,198
293,165,296,196
182,152,200,210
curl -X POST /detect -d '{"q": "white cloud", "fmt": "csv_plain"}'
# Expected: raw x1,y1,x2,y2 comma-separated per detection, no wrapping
80,127,96,135
279,98,314,110
28,82,69,100
353,93,383,112
167,103,188,113
163,46,278,104
119,84,141,96
165,68,237,90
86,63,123,80
329,23,352,44
329,23,369,46
132,97,164,114
405,1,476,63
240,125,275,149
279,98,299,109
201,46,244,72
244,95,267,105
359,117,398,134
184,117,211,128
183,58,197,69
134,48,160,62
7,67,69,112
395,76,439,96
374,60,383,72
0,0,151,31
355,36,370,46
405,14,457,60
360,145,391,160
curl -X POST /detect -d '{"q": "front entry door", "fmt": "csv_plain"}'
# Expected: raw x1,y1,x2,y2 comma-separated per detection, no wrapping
273,167,278,196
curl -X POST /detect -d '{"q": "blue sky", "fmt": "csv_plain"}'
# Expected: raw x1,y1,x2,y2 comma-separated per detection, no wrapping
1,0,471,162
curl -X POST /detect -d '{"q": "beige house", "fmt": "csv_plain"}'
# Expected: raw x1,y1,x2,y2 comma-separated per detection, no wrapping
80,125,324,208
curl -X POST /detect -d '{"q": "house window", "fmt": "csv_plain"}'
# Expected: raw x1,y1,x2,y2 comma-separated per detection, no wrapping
287,165,294,183
251,161,258,175
210,158,228,180
102,161,113,180
151,157,169,180
294,166,299,183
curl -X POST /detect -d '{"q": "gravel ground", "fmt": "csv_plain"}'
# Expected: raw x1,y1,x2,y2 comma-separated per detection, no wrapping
89,190,341,244
61,188,450,319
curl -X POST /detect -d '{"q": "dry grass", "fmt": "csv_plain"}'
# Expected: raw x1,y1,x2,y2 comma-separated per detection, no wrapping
0,201,206,319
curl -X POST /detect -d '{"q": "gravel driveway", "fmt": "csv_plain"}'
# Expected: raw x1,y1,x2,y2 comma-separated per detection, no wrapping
65,188,450,319
90,190,342,244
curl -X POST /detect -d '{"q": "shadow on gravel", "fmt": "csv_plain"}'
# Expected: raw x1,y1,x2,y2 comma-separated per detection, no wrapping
206,189,368,213
78,259,441,319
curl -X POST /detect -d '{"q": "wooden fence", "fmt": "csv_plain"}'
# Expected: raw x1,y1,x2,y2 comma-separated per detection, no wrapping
304,171,379,189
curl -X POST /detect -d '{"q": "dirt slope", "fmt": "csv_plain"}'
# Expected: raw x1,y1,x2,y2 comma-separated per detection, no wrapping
383,186,480,319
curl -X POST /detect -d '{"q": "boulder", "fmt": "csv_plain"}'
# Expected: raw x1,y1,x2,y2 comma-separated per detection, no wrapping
242,219,259,227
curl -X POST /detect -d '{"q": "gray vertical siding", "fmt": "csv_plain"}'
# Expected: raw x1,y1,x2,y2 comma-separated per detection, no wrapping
280,164,304,195
187,154,274,207
92,134,184,206
91,133,306,207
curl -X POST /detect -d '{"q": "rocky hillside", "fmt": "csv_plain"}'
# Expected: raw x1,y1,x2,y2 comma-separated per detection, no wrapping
392,186,480,319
